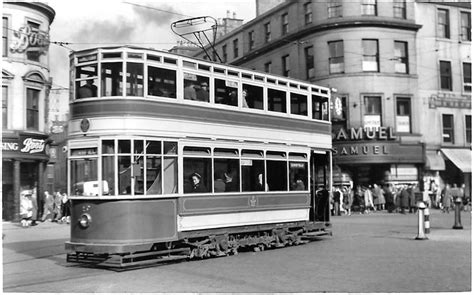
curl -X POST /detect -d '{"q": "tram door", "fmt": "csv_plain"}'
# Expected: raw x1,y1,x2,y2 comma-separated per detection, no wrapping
310,151,330,222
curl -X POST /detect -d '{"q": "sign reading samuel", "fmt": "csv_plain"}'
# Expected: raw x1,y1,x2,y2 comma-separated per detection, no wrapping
332,127,423,164
333,126,396,141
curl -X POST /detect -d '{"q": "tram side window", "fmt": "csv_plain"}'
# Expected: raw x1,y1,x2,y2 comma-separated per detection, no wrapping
214,148,240,192
102,140,115,196
71,158,98,196
148,66,176,98
268,88,287,113
126,62,144,97
102,62,123,97
241,149,266,192
183,73,210,102
291,93,308,116
76,64,98,99
183,147,211,194
215,78,238,107
242,84,263,110
163,142,178,194
289,161,308,191
312,95,329,121
266,151,288,191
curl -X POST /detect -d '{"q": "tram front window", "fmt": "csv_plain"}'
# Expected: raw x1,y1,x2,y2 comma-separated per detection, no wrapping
291,93,308,116
102,62,123,97
127,62,144,96
71,158,98,196
148,66,176,98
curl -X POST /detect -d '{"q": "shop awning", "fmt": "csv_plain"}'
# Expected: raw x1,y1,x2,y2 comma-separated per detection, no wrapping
441,148,472,173
425,151,445,171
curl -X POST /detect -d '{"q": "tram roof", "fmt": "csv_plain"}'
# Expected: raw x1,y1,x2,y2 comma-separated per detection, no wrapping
70,45,330,96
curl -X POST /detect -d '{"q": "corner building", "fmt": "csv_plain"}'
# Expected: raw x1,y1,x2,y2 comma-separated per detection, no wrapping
2,2,55,221
193,0,471,192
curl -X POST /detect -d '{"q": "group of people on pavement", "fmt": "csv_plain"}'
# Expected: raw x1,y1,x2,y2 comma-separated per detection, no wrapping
20,190,70,227
329,181,470,216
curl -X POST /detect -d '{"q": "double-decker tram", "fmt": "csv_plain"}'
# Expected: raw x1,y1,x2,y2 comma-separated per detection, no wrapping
65,46,333,268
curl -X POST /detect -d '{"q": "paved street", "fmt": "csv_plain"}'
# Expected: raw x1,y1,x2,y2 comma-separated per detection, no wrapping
2,209,471,293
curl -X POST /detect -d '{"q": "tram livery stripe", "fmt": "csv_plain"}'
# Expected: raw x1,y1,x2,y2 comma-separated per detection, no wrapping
70,99,331,134
177,208,309,231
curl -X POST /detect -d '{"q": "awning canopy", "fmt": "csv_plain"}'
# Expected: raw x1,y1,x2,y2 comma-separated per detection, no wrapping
441,148,472,173
425,151,446,171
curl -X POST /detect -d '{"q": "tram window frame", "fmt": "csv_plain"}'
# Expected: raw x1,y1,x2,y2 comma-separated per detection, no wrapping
241,158,265,192
126,62,144,97
266,159,288,191
268,88,287,113
242,83,264,110
76,64,98,99
215,78,238,107
70,157,99,197
147,54,161,62
183,146,212,194
147,66,177,98
312,95,329,121
289,161,308,191
101,62,123,97
103,52,122,59
183,72,210,102
290,92,308,116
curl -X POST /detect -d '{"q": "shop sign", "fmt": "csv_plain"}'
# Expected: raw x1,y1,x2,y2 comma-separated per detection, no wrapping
20,137,46,154
2,136,47,155
333,142,423,165
2,140,19,151
429,94,471,109
10,25,50,54
333,126,396,141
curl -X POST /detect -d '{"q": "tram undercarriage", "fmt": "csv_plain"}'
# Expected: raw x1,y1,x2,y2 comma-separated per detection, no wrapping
66,221,331,269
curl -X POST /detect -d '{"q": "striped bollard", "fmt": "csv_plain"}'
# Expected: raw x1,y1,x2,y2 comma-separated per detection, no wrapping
415,201,428,240
424,206,430,234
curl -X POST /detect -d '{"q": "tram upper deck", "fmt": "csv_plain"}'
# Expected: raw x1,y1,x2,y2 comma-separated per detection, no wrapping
70,46,330,121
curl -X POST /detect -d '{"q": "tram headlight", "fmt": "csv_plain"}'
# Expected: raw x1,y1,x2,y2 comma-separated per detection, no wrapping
78,213,91,228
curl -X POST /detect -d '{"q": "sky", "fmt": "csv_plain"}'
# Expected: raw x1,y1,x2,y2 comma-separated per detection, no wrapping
46,0,256,90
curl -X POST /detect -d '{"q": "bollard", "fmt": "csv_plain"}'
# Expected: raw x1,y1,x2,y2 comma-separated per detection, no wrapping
452,197,463,230
415,201,428,240
424,205,430,234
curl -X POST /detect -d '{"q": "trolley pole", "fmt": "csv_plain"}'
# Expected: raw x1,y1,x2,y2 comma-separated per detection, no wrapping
415,201,428,240
452,197,464,230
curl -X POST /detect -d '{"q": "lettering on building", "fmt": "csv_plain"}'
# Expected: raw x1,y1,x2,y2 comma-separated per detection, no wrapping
20,138,46,154
333,127,396,141
10,25,50,54
429,94,471,109
2,142,19,151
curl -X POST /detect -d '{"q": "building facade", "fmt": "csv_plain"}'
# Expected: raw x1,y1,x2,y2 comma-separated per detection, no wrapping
2,2,55,221
193,0,471,193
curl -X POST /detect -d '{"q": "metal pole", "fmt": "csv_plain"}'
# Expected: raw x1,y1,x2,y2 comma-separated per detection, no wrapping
453,197,463,229
415,201,428,240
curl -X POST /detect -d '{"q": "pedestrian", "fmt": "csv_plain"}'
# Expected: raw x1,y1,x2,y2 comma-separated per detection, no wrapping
408,184,416,213
343,185,353,216
363,186,374,214
442,184,453,213
52,191,62,222
383,184,394,213
373,184,385,211
41,191,54,222
399,185,409,214
19,191,34,227
60,192,71,224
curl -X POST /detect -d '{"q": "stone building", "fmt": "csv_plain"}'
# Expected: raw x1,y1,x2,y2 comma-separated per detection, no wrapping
192,0,471,194
2,2,55,221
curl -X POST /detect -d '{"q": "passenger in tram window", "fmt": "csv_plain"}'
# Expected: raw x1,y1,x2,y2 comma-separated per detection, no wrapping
256,173,269,191
195,82,209,101
292,176,306,191
190,172,207,193
149,82,165,97
224,170,239,192
227,90,238,106
242,88,249,108
214,171,226,193
184,81,197,100
78,78,98,98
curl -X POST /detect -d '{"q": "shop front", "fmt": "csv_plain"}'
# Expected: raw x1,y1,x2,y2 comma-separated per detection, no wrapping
332,127,424,188
2,132,50,221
